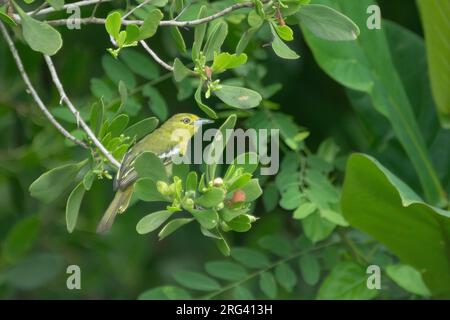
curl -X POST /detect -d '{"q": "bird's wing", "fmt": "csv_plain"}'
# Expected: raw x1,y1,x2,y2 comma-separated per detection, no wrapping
114,145,180,191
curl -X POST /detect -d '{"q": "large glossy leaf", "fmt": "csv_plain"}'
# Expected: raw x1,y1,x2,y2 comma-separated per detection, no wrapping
341,153,450,298
417,0,450,128
302,0,446,207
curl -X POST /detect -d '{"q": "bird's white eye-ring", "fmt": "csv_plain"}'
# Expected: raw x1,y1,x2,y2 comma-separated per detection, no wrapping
182,118,190,124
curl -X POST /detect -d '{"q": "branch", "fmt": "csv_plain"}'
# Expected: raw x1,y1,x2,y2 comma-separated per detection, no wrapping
43,1,261,27
13,0,113,20
139,40,174,72
43,55,121,169
0,22,88,149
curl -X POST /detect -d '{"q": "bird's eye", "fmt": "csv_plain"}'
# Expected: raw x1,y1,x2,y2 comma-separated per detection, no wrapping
182,118,190,124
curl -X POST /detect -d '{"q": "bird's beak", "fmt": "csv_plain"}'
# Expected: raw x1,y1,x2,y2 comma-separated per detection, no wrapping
194,118,214,126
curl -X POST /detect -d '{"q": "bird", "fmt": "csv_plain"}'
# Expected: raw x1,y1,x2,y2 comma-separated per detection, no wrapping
96,113,213,233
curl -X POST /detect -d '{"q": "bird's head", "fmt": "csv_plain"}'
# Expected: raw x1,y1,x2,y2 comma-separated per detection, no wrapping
163,113,214,137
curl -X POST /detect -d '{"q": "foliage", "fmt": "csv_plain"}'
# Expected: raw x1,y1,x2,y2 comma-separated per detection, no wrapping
0,0,448,300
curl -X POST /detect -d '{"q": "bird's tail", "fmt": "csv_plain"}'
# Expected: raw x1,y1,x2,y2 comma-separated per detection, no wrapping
96,186,134,234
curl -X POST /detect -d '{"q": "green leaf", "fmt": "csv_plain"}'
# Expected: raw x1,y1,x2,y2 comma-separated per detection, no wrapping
303,0,445,206
270,24,299,60
191,208,219,229
135,178,169,202
83,170,95,191
5,253,64,290
320,209,348,227
258,235,293,257
196,187,226,208
138,9,163,40
170,26,187,53
158,218,194,240
15,5,62,55
205,115,237,181
297,4,360,41
123,117,159,141
136,210,173,234
134,152,168,182
138,286,191,300
173,58,191,82
108,114,129,137
29,160,88,203
239,179,262,202
341,153,450,298
192,5,208,60
227,215,252,232
173,271,221,291
46,0,65,10
215,85,262,109
417,0,450,128
205,261,247,281
275,263,297,292
275,25,294,41
259,272,277,298
102,55,136,89
120,49,159,80
203,21,228,61
215,233,231,256
211,53,248,73
263,183,279,211
125,24,140,44
279,187,302,210
233,286,255,300
248,9,263,27
227,173,252,192
317,262,378,300
105,11,121,40
299,253,320,286
236,27,258,55
231,247,270,269
186,171,198,193
293,202,317,219
2,216,40,264
386,264,431,297
65,182,85,233
0,11,17,26
143,85,168,121
302,211,335,243
195,82,218,119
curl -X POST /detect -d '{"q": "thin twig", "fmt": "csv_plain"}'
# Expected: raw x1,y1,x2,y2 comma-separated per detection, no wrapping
89,0,102,18
30,1,49,17
44,55,121,169
0,22,88,149
140,40,174,72
122,0,151,20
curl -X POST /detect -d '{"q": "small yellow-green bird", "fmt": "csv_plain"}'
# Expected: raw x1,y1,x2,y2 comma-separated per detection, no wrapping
96,113,213,233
